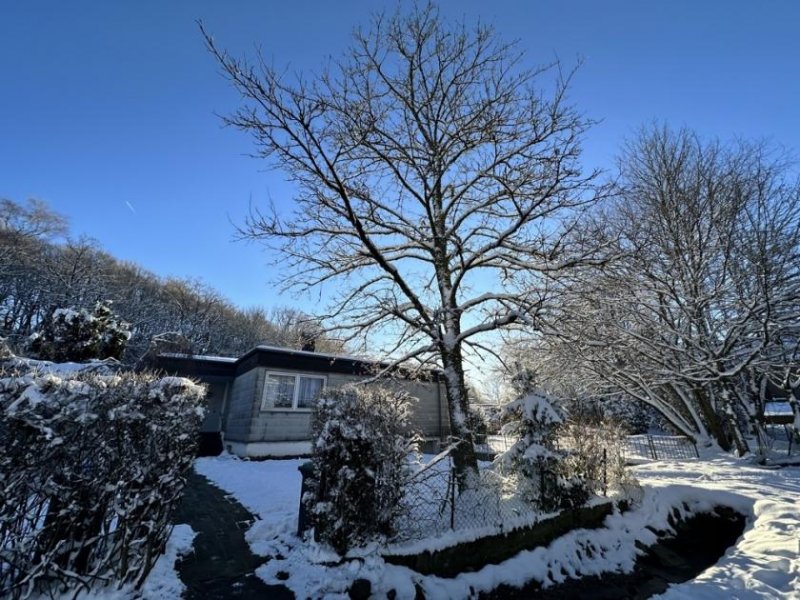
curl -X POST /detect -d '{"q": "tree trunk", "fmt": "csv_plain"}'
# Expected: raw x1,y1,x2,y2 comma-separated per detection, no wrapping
440,344,479,489
693,386,732,452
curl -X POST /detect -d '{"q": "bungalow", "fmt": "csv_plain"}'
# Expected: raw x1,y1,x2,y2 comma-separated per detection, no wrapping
156,345,451,458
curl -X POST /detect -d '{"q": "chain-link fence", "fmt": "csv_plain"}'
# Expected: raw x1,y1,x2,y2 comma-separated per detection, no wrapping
385,423,651,544
392,451,539,543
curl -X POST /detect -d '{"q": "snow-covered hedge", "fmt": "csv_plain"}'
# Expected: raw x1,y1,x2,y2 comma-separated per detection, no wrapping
305,386,418,554
0,364,205,599
29,301,131,363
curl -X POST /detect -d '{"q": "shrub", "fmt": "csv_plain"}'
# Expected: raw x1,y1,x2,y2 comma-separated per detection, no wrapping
559,417,637,498
496,391,589,511
0,363,205,598
29,301,131,363
305,386,417,554
0,338,11,361
466,406,490,444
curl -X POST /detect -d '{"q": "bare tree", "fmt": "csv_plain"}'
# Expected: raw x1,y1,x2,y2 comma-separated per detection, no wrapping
533,127,800,454
203,4,608,479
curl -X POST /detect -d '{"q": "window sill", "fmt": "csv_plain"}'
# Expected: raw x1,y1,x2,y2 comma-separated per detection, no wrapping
261,408,314,413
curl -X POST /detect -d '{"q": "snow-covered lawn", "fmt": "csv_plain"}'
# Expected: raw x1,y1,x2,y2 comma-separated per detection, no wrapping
194,452,799,599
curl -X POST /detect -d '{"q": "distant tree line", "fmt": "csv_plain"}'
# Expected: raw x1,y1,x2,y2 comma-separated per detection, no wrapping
0,198,343,364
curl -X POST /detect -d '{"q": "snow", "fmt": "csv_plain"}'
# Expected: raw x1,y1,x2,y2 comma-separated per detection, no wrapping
190,452,800,599
764,401,794,417
194,453,304,556
505,390,563,425
60,524,196,600
139,524,197,599
254,344,370,363
2,356,117,375
635,458,800,599
160,353,238,363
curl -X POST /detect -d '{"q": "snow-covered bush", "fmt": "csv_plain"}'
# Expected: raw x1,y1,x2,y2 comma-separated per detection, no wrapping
305,386,418,554
466,406,490,444
497,391,589,511
0,364,205,599
0,337,11,361
29,301,131,363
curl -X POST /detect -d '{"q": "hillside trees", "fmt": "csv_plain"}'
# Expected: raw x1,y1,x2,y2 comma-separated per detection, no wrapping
0,198,343,362
203,3,610,480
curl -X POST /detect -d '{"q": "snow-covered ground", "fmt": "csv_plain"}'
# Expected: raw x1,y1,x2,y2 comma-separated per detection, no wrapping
64,524,195,600
194,452,799,599
634,458,799,598
140,524,197,599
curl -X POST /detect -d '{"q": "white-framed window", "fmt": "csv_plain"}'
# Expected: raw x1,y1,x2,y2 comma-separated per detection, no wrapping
261,371,326,411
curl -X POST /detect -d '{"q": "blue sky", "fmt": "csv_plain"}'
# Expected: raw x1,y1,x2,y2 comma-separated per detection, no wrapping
2,1,799,314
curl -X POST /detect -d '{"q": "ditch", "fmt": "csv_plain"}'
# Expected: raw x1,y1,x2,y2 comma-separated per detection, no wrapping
481,506,747,599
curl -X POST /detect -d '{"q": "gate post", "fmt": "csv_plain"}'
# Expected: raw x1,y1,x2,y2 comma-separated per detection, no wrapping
297,461,316,537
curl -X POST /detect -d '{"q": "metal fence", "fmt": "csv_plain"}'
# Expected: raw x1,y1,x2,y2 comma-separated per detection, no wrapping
389,431,692,544
624,434,699,461
488,432,699,462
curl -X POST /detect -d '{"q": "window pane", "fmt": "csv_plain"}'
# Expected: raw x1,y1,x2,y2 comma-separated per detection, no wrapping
297,377,324,408
266,374,295,408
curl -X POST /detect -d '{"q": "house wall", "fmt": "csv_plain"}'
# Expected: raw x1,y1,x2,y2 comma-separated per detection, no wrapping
222,367,450,451
223,368,263,443
199,381,228,433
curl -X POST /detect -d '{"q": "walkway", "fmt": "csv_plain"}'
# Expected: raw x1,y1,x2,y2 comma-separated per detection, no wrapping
171,471,293,599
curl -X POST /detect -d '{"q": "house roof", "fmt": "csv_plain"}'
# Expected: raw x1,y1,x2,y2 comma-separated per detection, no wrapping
155,345,443,382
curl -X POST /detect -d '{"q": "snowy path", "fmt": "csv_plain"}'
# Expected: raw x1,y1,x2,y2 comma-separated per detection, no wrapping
170,469,293,599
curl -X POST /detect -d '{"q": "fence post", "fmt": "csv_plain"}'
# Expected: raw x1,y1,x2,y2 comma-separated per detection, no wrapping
602,448,607,497
647,435,658,460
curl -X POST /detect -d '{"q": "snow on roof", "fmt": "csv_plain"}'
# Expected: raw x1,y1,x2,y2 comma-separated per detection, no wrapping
764,401,794,417
160,353,237,363
252,344,371,363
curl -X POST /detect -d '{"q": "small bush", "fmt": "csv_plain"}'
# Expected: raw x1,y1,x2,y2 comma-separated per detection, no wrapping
497,391,589,511
29,301,131,363
305,386,417,554
560,417,639,498
0,363,205,598
0,338,12,361
466,407,490,444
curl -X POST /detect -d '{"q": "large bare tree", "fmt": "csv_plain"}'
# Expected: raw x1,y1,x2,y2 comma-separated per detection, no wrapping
203,4,607,479
531,127,800,454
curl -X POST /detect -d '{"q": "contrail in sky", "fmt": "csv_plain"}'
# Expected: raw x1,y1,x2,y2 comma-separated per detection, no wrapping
125,201,136,214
